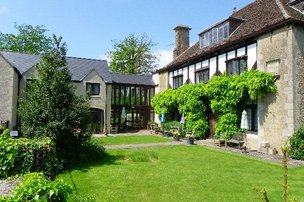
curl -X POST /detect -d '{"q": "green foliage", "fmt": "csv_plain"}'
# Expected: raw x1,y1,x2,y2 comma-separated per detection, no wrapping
215,113,241,139
71,137,105,163
1,172,72,202
252,186,269,202
0,23,53,54
243,70,277,98
288,127,304,160
0,134,59,179
108,33,158,75
163,121,180,131
151,88,178,114
18,36,91,157
152,70,277,139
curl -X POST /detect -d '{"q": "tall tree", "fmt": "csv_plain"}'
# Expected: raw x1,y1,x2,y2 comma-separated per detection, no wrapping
18,35,90,154
0,23,53,54
108,33,158,75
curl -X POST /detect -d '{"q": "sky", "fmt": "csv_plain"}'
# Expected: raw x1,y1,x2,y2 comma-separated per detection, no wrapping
0,0,252,69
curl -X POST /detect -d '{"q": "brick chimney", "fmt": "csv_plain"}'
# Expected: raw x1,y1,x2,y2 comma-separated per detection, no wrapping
173,25,191,59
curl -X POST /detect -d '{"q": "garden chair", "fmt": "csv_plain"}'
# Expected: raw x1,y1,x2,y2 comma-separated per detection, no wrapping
110,125,118,134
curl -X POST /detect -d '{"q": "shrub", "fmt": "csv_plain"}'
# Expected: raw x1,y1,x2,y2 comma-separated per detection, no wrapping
64,137,105,166
288,127,304,160
0,172,72,201
0,134,59,179
163,121,180,131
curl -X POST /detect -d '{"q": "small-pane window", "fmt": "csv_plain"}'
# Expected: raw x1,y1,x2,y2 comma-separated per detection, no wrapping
86,83,100,95
226,57,247,76
245,105,258,131
195,68,210,83
173,75,183,89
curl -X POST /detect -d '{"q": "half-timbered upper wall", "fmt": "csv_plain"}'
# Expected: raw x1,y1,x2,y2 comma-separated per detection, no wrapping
168,43,257,88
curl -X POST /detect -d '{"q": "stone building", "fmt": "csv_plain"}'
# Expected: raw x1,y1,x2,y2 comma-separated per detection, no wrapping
153,0,304,153
0,51,155,133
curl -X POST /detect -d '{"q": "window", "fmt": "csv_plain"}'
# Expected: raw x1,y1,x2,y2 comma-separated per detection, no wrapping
200,22,229,48
86,83,100,95
195,67,209,83
173,75,183,89
226,57,247,76
245,105,258,131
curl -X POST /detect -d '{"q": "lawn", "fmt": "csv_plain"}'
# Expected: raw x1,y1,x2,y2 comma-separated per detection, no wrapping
60,146,304,202
96,135,172,145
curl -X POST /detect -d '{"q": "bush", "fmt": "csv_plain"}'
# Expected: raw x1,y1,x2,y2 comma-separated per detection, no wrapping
163,121,180,131
288,127,304,160
0,172,72,201
0,134,59,179
64,137,105,166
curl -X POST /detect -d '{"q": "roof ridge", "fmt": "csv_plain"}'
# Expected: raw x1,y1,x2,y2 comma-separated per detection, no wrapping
0,50,40,56
276,0,292,18
110,72,152,77
66,55,107,62
0,50,107,62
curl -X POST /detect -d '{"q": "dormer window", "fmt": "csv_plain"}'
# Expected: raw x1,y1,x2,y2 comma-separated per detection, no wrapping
200,22,229,48
199,17,243,49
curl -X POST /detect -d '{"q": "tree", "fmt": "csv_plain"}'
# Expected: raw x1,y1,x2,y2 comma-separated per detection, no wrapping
0,23,53,54
18,35,91,154
108,33,158,75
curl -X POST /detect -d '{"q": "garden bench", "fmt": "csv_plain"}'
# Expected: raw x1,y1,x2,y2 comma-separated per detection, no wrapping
228,132,246,149
214,132,246,149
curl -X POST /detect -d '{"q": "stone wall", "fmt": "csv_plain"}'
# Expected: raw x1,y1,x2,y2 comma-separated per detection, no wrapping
158,72,169,92
257,25,295,153
0,56,18,129
292,25,304,131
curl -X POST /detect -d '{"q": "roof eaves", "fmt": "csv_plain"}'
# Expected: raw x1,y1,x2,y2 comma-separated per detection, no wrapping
160,18,296,72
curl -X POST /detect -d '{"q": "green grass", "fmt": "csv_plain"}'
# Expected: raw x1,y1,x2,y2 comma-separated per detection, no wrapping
60,146,304,202
96,135,172,145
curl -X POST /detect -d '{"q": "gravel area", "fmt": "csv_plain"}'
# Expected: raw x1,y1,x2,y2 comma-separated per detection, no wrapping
0,178,20,197
199,140,304,167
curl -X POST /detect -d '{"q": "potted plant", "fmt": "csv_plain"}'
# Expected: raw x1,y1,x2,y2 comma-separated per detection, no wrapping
172,129,180,141
186,134,195,145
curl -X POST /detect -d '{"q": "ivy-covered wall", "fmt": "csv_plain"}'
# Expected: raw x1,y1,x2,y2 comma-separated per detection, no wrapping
152,70,276,139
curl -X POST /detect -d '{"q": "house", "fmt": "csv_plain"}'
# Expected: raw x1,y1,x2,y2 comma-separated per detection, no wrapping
153,0,304,153
0,51,155,133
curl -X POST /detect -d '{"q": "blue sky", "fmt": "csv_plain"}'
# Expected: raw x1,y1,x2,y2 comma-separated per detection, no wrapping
0,0,251,68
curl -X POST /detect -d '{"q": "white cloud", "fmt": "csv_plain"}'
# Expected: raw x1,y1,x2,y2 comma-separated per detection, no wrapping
154,49,173,70
0,6,10,14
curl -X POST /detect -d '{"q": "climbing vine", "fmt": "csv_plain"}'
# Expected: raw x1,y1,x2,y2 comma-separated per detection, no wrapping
151,70,276,139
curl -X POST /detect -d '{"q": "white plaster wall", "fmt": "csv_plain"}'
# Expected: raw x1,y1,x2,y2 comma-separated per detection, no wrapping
218,54,226,74
247,43,257,70
227,51,235,60
183,67,188,84
189,65,195,84
209,57,217,78
168,72,173,88
237,47,246,57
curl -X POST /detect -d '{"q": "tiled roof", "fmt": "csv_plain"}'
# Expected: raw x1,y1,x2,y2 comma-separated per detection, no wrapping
0,51,155,86
159,0,304,72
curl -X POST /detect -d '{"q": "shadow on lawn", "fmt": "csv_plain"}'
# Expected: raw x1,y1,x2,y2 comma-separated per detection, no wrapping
65,152,125,173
